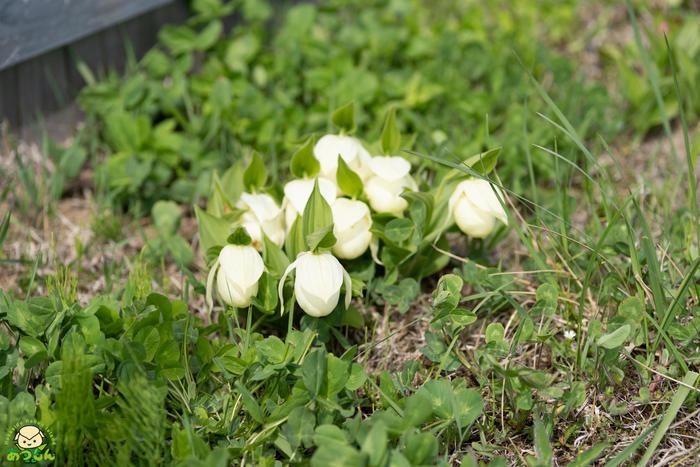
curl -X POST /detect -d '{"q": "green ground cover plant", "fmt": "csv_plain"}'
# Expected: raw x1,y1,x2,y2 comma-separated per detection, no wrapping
78,0,625,213
0,0,699,465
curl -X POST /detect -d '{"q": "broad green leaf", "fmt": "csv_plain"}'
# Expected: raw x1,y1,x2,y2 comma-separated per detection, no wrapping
381,108,400,155
597,324,631,349
336,156,363,199
227,226,252,246
194,206,234,261
7,298,55,337
210,77,232,110
235,381,265,424
485,323,505,344
403,392,433,428
252,272,278,314
302,179,334,251
332,102,355,133
19,336,48,367
243,151,267,192
464,147,501,175
285,215,305,261
533,417,553,466
431,274,463,313
158,24,197,54
219,163,245,205
305,225,336,252
134,326,160,362
312,424,348,447
566,443,608,467
404,432,438,465
361,421,388,467
302,348,327,398
196,19,223,50
291,136,320,178
384,218,413,244
324,354,350,398
346,363,367,391
152,200,181,237
262,233,290,278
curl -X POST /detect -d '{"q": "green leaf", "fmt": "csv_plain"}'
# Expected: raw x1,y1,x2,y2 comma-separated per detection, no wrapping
235,381,265,424
262,233,290,278
324,354,350,397
194,206,233,261
196,19,223,51
311,443,365,467
331,102,355,133
533,417,553,466
252,272,278,314
336,156,363,199
291,136,320,179
464,147,501,175
210,78,232,110
567,443,608,467
431,274,463,313
219,163,245,206
302,348,327,398
159,24,197,54
346,363,367,391
243,151,267,192
485,323,505,344
384,218,414,244
597,324,631,349
227,226,252,246
638,371,699,466
361,422,388,467
404,432,438,465
134,326,160,362
152,200,181,237
285,215,305,261
19,336,48,367
305,225,336,252
302,179,335,251
341,304,365,328
403,392,433,428
381,108,400,155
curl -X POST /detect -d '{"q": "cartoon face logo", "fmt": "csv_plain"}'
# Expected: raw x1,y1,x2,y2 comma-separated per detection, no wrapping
14,425,44,449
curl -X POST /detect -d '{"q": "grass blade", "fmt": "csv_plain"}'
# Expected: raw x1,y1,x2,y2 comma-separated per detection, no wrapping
0,212,10,249
664,33,698,249
637,371,699,466
605,420,660,467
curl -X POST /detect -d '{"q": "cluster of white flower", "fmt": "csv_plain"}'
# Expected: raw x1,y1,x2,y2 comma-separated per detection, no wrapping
210,129,508,319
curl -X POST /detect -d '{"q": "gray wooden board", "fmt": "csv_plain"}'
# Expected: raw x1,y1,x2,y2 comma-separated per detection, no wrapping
0,0,174,70
1,0,189,128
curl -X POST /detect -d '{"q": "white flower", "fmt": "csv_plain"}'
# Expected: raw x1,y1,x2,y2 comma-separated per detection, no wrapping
364,156,417,215
331,198,372,259
283,177,337,229
235,192,285,251
211,244,265,308
278,251,351,317
314,134,372,188
564,329,576,340
448,178,508,238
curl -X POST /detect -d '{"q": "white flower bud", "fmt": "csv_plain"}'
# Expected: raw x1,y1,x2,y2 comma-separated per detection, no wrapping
215,244,264,308
331,198,372,259
236,192,285,251
283,177,337,229
364,156,417,214
278,251,351,318
448,178,508,238
314,134,372,189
